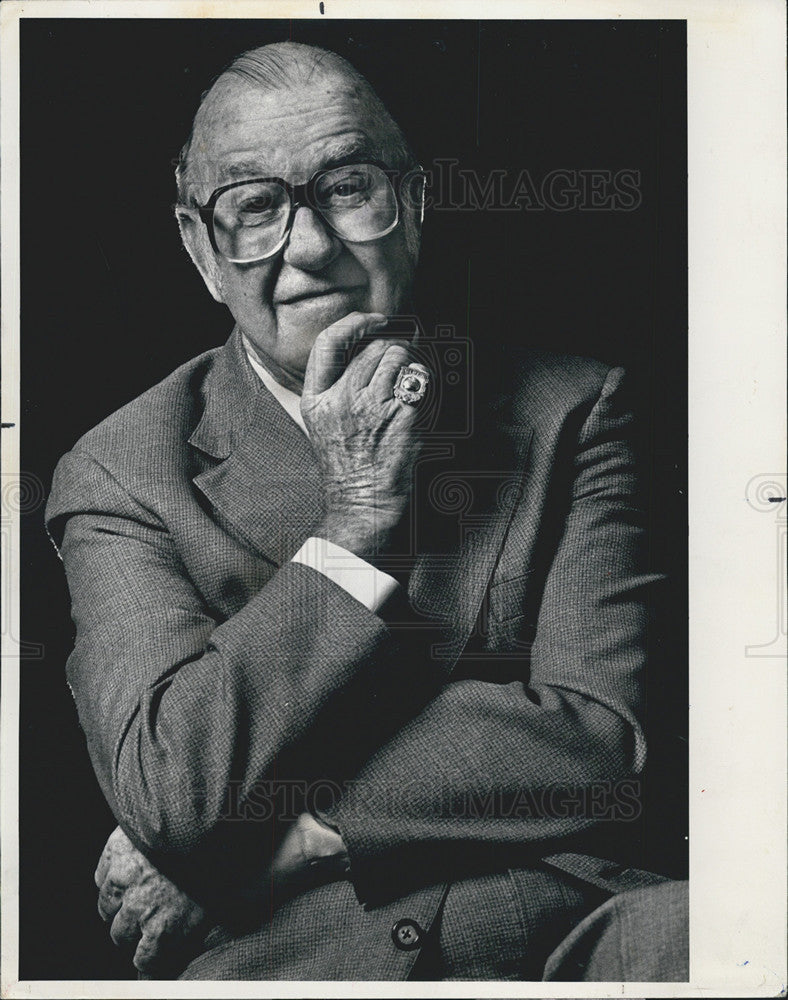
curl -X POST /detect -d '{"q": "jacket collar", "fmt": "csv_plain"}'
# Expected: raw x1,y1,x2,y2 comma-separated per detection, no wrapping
190,328,326,566
188,327,264,460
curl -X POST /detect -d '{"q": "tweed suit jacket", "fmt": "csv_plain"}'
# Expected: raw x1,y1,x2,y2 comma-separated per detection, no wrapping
46,327,663,980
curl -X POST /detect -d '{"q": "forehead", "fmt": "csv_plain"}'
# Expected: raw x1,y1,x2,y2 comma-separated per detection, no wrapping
189,74,389,193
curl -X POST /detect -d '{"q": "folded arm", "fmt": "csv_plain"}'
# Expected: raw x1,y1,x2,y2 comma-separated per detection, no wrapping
47,458,427,912
322,364,662,901
46,315,435,914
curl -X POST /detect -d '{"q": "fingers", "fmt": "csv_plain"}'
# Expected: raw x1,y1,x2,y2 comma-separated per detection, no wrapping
95,826,129,887
110,892,144,947
133,923,165,972
94,846,111,888
95,833,207,977
368,344,417,403
97,878,125,922
347,336,410,390
95,826,148,924
303,312,387,397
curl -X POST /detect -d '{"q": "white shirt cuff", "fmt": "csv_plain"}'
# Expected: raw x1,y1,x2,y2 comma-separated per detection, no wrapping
291,537,400,614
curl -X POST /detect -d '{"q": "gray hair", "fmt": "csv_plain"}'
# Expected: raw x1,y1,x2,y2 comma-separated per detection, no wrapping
175,41,417,208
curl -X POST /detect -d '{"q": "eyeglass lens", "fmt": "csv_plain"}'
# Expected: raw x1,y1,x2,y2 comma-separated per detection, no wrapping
211,163,398,262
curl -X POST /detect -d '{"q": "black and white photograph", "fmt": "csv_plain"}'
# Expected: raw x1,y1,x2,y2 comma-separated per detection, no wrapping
1,2,784,994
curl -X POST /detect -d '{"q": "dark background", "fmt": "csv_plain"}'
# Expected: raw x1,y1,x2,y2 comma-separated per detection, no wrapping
20,19,687,979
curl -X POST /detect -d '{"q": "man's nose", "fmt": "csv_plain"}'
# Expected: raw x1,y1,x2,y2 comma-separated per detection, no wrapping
282,205,341,271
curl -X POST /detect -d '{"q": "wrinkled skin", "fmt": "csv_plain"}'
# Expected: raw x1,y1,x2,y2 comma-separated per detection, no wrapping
94,827,207,974
300,310,422,556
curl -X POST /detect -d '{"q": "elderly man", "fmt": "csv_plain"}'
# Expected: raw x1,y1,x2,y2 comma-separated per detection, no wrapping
45,41,687,981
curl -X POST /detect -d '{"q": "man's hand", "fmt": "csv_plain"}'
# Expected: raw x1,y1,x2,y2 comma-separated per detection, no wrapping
94,827,206,974
301,312,425,558
95,816,348,973
266,810,350,908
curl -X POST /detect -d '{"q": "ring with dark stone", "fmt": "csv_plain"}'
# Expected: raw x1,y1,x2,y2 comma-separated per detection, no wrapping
393,363,431,404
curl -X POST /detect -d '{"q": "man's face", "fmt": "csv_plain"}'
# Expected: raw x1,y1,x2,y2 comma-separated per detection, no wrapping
181,74,419,389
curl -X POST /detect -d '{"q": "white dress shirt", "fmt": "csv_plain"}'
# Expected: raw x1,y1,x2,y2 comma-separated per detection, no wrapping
243,340,400,614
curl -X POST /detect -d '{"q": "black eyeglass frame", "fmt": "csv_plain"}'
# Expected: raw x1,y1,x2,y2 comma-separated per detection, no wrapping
196,160,426,264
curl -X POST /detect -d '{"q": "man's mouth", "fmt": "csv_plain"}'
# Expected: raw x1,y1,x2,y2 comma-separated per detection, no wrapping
275,286,363,306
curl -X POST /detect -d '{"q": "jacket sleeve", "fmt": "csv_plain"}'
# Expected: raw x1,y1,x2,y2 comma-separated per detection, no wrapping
45,449,439,915
321,365,665,904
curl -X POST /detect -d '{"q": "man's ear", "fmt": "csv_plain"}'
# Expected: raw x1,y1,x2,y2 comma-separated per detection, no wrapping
175,207,225,304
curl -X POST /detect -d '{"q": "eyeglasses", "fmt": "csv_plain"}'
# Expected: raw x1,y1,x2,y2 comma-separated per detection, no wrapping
197,161,425,264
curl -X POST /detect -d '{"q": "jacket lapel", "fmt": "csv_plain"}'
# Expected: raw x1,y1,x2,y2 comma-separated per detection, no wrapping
190,329,325,567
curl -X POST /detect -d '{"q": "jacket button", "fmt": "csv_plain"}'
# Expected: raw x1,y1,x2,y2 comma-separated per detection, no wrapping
391,918,423,951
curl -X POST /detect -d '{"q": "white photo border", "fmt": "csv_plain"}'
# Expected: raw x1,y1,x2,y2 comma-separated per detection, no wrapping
1,1,785,996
